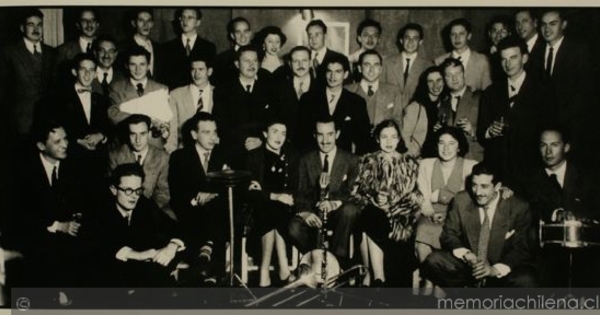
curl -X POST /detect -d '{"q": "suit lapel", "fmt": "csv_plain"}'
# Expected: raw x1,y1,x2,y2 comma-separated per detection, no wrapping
563,163,577,206
488,197,509,263
307,152,321,188
464,201,481,252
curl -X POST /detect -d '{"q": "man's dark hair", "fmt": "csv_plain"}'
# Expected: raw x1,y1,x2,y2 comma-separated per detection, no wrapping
175,7,202,21
71,53,97,71
313,117,337,134
20,8,44,25
514,8,539,22
440,57,465,73
92,34,118,52
125,45,151,64
471,162,501,185
539,122,571,144
262,117,287,133
448,18,473,34
235,44,259,62
357,19,382,36
289,45,311,59
323,53,350,72
227,17,250,38
76,7,100,24
124,114,151,130
33,119,65,144
306,19,327,34
398,22,424,45
111,163,145,187
131,8,154,22
497,36,528,55
435,126,469,157
190,53,213,69
487,15,513,35
358,49,383,66
539,8,566,22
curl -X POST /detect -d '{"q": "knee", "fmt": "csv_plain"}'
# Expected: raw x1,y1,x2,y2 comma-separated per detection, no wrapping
508,268,539,288
288,217,306,241
340,203,361,220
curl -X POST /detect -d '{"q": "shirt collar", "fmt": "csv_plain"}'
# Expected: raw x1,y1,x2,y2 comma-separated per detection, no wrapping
133,146,149,162
401,51,418,60
312,47,327,62
116,205,133,220
508,71,526,92
450,86,467,98
195,143,211,157
526,33,539,52
452,48,471,65
480,192,501,223
190,82,210,92
97,67,114,82
130,77,148,88
79,36,94,52
547,35,565,50
319,146,337,169
133,34,151,46
239,76,257,90
39,152,59,183
326,86,343,98
293,75,310,85
360,79,379,94
182,33,198,47
545,160,567,185
23,37,41,54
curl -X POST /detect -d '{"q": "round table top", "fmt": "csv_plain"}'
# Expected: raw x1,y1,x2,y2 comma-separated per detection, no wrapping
206,169,251,186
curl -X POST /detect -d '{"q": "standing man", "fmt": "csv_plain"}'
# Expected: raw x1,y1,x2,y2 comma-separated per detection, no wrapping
166,56,215,153
92,35,125,97
120,8,160,79
434,18,492,92
213,17,253,87
514,9,545,74
306,19,349,85
381,23,432,110
485,15,512,82
422,163,537,289
348,19,382,83
160,8,217,90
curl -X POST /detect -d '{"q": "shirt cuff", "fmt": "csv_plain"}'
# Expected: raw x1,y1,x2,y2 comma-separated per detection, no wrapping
116,246,133,262
191,197,198,207
333,200,343,209
453,247,471,261
46,221,60,233
485,128,492,139
493,263,511,278
169,239,186,252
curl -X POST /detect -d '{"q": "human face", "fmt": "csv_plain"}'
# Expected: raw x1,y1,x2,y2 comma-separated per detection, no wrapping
359,54,381,83
231,21,252,47
37,127,68,163
290,50,310,78
95,40,117,69
307,25,325,51
515,11,537,41
401,29,422,54
325,62,348,89
263,34,282,57
77,10,99,39
444,65,465,92
192,120,218,151
132,12,154,37
263,123,287,152
540,11,566,45
128,122,150,153
471,174,500,207
127,55,149,81
500,46,527,80
437,133,459,162
179,9,200,34
112,175,143,212
489,22,509,46
21,16,43,43
378,126,400,154
73,59,96,87
235,51,258,79
315,122,339,154
539,130,569,171
427,71,445,98
357,26,380,50
190,61,212,87
450,25,471,52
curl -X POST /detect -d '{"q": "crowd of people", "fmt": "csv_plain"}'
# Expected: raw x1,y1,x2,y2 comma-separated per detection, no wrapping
0,6,599,303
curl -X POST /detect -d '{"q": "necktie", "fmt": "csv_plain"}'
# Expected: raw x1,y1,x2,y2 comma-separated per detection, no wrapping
136,83,144,97
403,58,410,86
185,38,192,57
546,46,554,77
101,72,109,95
549,173,562,192
476,206,491,263
312,52,319,77
456,55,462,62
124,213,131,226
367,85,374,97
296,81,304,99
509,85,516,92
136,154,142,165
323,154,329,173
86,42,92,54
328,93,336,115
33,44,39,55
77,87,92,94
245,85,252,93
451,95,461,112
51,166,59,187
203,152,210,173
197,89,204,112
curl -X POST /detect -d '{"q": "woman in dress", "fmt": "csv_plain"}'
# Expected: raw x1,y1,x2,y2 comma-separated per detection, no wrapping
415,126,476,293
404,66,449,158
351,120,423,287
246,120,298,287
253,26,287,73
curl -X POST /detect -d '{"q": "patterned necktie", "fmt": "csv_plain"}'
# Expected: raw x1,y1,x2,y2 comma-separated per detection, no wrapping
51,165,59,187
185,38,192,57
197,89,204,113
367,85,374,97
546,46,554,77
136,83,144,97
403,58,410,86
323,154,329,173
296,81,304,99
312,52,319,77
477,206,491,263
203,152,210,173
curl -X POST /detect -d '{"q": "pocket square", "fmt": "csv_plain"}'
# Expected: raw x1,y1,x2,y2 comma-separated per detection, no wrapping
386,103,394,109
505,229,515,240
344,116,351,121
342,174,348,181
265,104,270,109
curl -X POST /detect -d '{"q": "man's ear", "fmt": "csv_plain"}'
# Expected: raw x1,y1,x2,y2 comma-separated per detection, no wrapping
234,60,240,70
191,129,198,141
561,20,568,31
494,181,503,192
20,24,25,34
343,71,349,80
109,185,117,196
71,68,78,78
335,130,341,139
207,67,213,77
467,33,473,41
262,131,268,139
36,141,45,152
522,53,529,65
565,143,571,153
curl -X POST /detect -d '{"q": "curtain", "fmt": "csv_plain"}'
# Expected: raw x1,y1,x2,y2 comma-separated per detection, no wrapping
41,8,63,48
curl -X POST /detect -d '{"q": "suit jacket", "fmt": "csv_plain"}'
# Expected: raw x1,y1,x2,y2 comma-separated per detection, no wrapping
212,47,237,88
441,191,533,269
91,67,126,97
166,84,215,153
0,40,56,136
108,144,171,210
107,78,169,125
55,40,86,87
246,145,299,198
272,74,317,144
402,101,429,156
296,88,371,155
159,36,217,90
313,48,350,85
296,149,359,214
344,82,403,127
477,73,549,191
381,53,432,109
434,50,492,92
524,34,548,79
438,88,483,161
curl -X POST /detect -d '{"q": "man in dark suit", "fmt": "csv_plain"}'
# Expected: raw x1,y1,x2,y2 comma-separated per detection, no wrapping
484,15,512,83
92,35,125,97
93,163,184,287
108,114,171,219
422,162,538,289
296,55,371,155
536,9,594,167
514,9,545,75
55,8,100,87
289,119,360,264
306,19,350,85
213,17,252,88
478,37,549,193
168,113,228,284
381,23,432,109
213,45,277,168
119,8,160,79
160,8,217,90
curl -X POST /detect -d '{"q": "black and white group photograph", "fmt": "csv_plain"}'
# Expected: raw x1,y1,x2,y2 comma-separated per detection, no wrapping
0,3,599,310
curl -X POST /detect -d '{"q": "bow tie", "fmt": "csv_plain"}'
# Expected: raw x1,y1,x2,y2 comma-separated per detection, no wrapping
77,88,92,94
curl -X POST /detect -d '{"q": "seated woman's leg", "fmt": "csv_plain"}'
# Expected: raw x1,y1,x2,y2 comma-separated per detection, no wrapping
329,203,361,260
259,230,275,287
274,230,292,281
359,232,371,286
367,235,385,284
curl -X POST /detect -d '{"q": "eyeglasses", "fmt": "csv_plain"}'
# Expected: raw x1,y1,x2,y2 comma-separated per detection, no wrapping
117,186,144,196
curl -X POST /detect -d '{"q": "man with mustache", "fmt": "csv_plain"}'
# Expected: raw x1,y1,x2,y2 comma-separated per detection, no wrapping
348,19,382,83
91,34,125,97
422,162,538,290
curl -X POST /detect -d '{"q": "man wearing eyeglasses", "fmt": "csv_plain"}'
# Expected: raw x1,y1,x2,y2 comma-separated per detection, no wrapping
92,163,184,287
160,8,216,90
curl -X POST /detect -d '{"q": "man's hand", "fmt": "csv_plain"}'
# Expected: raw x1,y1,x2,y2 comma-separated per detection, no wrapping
248,181,262,191
317,200,340,214
471,260,499,280
500,186,514,199
298,212,322,228
244,137,262,151
272,193,294,206
194,192,218,206
152,243,178,266
555,209,577,222
76,138,97,151
136,249,158,262
58,221,81,236
486,120,504,139
432,212,446,224
457,117,474,135
376,192,389,209
85,132,106,147
432,121,443,133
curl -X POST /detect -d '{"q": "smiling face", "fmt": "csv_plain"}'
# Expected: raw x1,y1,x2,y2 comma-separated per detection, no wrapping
95,40,117,69
231,20,252,47
427,71,445,98
128,121,150,153
489,22,509,46
77,10,99,39
325,62,348,89
540,11,567,45
263,123,287,152
515,10,537,41
236,50,258,79
127,55,149,81
357,26,380,50
190,60,212,87
444,64,465,92
378,126,400,154
73,59,96,87
437,133,459,162
315,121,339,154
21,15,43,43
192,120,218,151
37,127,69,163
401,29,422,54
263,34,282,57
471,174,500,207
500,46,527,80
359,53,382,83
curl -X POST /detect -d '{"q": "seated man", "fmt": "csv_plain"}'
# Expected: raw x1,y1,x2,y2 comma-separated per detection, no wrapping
108,114,171,219
289,118,360,266
93,163,184,287
422,162,538,290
